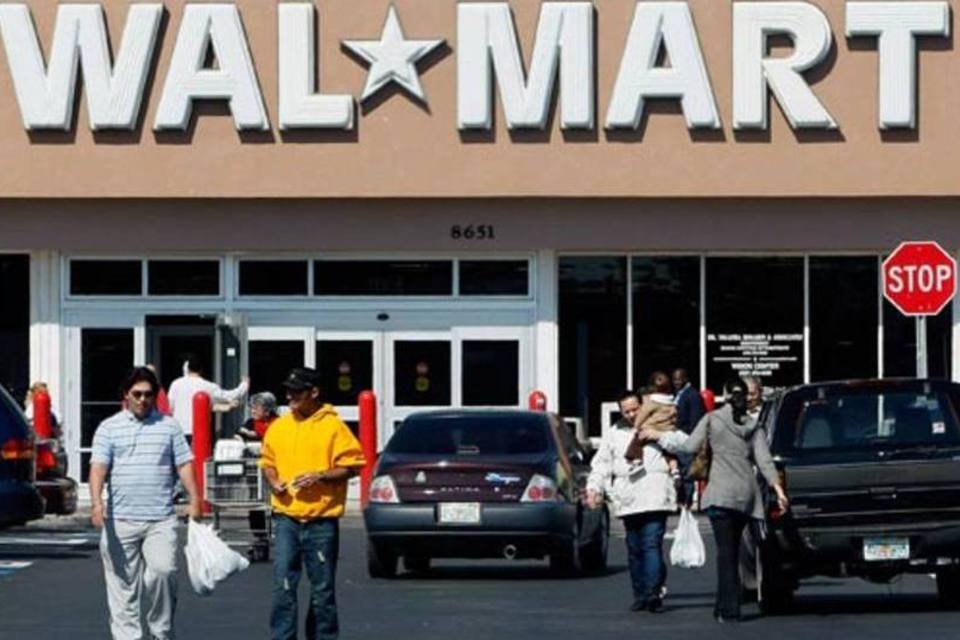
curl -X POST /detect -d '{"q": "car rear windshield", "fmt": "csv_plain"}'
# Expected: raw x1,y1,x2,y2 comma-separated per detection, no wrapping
0,385,28,441
777,386,960,451
387,414,551,455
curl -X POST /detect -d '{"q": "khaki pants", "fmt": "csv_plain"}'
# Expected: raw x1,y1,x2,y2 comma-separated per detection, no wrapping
100,516,179,640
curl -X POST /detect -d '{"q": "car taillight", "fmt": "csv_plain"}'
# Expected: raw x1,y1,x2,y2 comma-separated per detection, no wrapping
520,474,559,502
1,438,34,461
369,475,400,504
36,442,58,476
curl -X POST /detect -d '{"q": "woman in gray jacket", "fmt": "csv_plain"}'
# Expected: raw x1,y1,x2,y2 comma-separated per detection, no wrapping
640,378,789,622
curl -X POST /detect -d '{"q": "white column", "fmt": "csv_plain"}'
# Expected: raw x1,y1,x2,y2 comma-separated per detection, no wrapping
952,249,960,382
534,250,559,411
29,251,62,408
803,255,811,383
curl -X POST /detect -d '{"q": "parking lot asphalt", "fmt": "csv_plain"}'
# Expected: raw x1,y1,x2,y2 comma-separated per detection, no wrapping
1,513,959,640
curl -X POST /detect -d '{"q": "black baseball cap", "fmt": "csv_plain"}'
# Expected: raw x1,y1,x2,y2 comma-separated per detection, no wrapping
282,367,322,391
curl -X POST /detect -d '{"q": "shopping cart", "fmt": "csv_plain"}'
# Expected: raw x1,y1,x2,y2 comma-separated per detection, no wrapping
204,451,272,562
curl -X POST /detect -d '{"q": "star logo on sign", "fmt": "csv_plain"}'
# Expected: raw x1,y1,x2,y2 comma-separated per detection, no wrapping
342,5,444,104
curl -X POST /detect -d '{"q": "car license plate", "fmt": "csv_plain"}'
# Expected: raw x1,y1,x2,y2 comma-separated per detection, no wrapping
216,463,244,477
863,537,910,561
438,502,481,524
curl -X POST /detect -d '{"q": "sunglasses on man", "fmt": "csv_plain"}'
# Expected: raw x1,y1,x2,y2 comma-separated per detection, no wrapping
128,390,156,400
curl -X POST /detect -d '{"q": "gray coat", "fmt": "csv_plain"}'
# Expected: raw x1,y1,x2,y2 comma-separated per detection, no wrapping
659,404,778,519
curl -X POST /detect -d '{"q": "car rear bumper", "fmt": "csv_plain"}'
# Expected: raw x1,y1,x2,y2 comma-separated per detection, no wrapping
35,476,78,515
364,502,575,559
770,518,960,574
0,481,45,527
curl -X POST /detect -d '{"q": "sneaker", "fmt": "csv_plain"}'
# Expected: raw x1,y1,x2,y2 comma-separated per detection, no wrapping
659,584,668,600
647,598,664,613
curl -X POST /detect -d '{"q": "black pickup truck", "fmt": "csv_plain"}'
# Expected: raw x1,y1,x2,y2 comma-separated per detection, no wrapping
758,379,960,612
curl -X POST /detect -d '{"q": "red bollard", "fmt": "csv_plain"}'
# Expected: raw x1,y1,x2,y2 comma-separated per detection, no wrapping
358,391,377,509
32,390,53,439
192,392,213,513
528,390,548,411
700,388,716,412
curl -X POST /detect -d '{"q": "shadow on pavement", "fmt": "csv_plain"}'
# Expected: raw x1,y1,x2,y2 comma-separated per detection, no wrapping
782,593,945,616
387,563,628,581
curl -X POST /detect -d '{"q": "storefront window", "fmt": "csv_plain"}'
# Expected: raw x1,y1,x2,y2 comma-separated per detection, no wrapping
314,260,453,296
0,255,29,402
393,340,451,406
810,256,878,381
70,259,142,296
884,301,952,379
239,260,309,296
148,260,220,296
705,257,804,392
316,340,373,407
249,340,305,406
462,340,519,406
459,260,529,295
632,257,701,388
81,329,133,482
559,257,627,436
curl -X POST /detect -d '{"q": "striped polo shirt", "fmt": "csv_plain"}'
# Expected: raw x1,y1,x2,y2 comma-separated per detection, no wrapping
91,409,194,521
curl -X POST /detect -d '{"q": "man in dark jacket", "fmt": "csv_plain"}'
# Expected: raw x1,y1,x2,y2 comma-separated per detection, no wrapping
671,368,705,507
672,368,705,434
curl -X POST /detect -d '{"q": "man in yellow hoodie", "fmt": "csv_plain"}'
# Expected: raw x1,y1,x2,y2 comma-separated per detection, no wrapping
260,367,366,640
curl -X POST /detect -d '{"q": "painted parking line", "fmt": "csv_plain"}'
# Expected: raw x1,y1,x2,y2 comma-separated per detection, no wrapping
0,560,33,580
0,534,98,547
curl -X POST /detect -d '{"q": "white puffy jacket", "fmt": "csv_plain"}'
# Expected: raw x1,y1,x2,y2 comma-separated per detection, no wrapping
586,423,677,518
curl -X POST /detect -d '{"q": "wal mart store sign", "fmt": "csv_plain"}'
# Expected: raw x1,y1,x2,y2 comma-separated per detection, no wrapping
0,1,949,134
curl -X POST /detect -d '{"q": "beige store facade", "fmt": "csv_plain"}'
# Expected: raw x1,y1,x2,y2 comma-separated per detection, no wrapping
1,0,960,484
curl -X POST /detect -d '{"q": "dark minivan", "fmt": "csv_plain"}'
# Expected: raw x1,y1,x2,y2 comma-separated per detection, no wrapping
364,410,608,577
759,379,960,611
0,383,44,528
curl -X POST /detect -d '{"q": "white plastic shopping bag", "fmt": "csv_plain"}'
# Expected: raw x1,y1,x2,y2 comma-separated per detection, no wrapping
185,519,251,596
669,507,706,568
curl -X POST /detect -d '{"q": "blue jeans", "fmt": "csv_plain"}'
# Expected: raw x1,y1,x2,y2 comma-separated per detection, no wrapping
271,515,340,640
622,511,668,602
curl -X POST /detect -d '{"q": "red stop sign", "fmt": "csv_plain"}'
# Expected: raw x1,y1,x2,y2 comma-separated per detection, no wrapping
883,241,957,316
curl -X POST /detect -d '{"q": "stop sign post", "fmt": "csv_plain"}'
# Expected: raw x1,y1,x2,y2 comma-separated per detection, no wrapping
882,241,957,377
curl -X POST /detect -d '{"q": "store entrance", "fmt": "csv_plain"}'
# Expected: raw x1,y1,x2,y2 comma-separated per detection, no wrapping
146,316,216,393
247,324,531,450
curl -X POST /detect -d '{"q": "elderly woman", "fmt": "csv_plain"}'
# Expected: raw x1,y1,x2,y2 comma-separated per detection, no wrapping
639,378,789,623
237,391,279,441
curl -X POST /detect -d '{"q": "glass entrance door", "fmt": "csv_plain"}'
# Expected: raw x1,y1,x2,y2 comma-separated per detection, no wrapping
315,326,530,450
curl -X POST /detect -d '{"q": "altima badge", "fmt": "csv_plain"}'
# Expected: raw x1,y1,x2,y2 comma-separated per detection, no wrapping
415,471,427,484
485,472,521,485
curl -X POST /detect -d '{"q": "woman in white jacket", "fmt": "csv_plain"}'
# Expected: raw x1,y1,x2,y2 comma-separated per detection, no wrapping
587,390,678,613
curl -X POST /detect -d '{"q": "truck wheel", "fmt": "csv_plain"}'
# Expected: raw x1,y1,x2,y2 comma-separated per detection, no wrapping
937,570,960,608
403,556,431,574
580,509,609,575
367,541,398,579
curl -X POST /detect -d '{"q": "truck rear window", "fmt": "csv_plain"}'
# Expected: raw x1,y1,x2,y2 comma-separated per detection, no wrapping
784,389,960,451
387,414,551,455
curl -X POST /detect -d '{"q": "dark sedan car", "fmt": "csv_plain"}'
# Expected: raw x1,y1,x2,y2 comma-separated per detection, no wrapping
0,384,44,528
364,410,609,577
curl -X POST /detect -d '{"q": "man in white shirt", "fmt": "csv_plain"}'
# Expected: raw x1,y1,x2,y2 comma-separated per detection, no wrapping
167,356,249,437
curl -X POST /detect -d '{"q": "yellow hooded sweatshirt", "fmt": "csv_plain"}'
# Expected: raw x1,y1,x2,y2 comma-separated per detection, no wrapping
259,404,366,520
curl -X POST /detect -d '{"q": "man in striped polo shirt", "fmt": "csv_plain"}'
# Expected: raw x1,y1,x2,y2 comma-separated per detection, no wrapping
89,366,201,640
